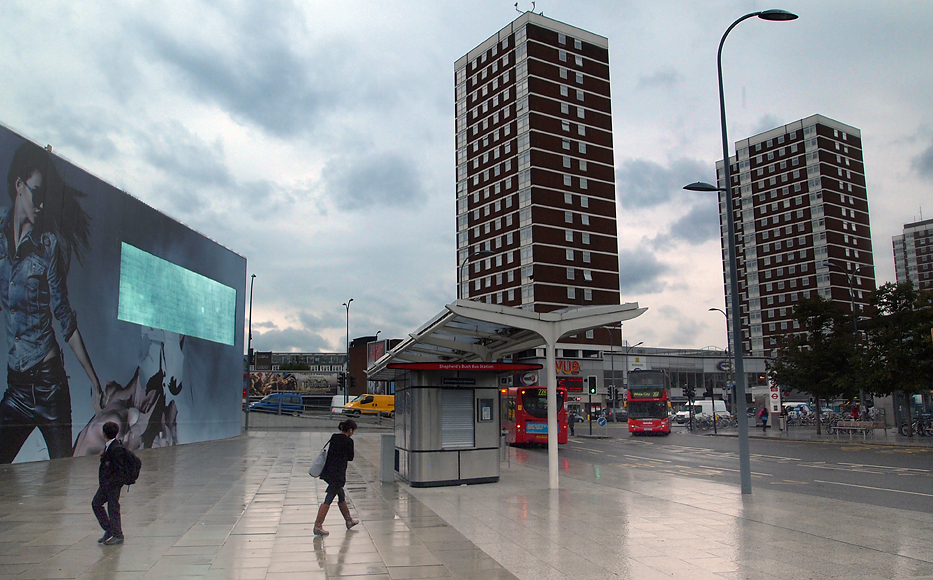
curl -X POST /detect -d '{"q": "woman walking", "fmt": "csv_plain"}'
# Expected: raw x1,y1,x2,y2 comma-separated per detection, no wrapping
313,419,360,535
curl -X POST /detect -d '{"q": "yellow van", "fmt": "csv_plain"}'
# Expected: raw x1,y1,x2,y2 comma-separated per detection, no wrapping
342,394,395,417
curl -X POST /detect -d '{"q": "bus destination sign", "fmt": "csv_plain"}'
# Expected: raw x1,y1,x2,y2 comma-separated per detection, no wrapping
629,388,663,399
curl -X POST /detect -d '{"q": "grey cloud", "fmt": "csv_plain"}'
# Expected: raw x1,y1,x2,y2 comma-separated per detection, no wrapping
749,114,787,138
251,326,333,353
322,152,426,211
653,201,720,247
130,4,343,138
656,305,711,348
38,107,121,162
618,247,670,296
616,157,712,209
637,68,682,90
912,139,933,180
139,122,232,188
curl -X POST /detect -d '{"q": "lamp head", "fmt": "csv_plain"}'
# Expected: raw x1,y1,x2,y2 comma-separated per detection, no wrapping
683,181,724,192
758,9,798,21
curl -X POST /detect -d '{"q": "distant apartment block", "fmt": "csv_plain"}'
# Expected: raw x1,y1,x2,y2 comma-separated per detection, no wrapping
893,218,933,291
716,114,876,358
454,12,620,319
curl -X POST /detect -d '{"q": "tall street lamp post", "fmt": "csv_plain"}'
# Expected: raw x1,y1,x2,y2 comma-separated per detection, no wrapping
606,324,621,422
828,259,874,415
342,298,353,405
245,274,256,431
458,250,494,300
685,8,798,495
709,307,731,434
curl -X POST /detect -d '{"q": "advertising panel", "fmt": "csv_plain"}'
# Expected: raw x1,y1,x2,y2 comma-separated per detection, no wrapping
248,371,337,397
0,126,245,463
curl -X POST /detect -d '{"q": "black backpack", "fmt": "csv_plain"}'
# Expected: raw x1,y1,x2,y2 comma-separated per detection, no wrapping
123,448,142,487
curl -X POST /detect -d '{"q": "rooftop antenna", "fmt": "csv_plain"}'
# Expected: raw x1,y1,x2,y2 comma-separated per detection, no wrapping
515,1,542,14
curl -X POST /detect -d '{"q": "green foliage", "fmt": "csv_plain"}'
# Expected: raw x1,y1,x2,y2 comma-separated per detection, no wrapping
863,282,933,398
769,296,857,403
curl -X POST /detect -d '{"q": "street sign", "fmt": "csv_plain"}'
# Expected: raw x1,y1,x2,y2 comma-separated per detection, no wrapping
597,417,607,427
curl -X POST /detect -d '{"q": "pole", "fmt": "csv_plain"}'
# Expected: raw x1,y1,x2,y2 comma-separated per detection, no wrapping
458,250,493,300
245,274,256,431
716,12,771,494
343,298,353,405
609,325,616,422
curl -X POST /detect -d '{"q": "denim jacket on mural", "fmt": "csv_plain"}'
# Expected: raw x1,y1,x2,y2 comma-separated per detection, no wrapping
0,208,78,372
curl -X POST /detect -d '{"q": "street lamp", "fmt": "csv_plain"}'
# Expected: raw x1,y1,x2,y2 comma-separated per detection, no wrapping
342,298,353,405
622,340,643,419
245,274,256,431
685,8,797,495
709,307,730,434
827,259,874,415
458,250,494,300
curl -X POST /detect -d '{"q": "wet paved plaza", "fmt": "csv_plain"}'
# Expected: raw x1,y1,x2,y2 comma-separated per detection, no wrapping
0,426,932,579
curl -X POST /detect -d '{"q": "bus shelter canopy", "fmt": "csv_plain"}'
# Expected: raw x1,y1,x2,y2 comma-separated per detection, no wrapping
367,300,646,381
366,299,646,490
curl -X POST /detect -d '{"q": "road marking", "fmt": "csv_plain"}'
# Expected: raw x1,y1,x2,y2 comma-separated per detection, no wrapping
700,465,772,477
814,480,933,498
770,480,809,485
623,454,671,463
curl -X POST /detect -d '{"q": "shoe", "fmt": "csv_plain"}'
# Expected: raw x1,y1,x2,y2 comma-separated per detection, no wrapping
103,535,124,545
97,532,112,544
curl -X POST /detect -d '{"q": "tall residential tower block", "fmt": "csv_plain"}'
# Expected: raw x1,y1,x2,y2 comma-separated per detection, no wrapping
455,13,620,319
893,218,933,291
716,115,876,358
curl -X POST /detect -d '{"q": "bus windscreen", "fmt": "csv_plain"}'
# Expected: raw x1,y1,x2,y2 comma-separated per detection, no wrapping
521,388,565,419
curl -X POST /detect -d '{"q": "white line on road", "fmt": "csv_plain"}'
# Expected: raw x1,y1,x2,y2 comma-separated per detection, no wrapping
623,454,671,463
814,480,933,497
700,465,772,476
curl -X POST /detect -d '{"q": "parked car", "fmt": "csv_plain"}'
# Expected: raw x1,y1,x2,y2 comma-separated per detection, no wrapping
248,393,304,416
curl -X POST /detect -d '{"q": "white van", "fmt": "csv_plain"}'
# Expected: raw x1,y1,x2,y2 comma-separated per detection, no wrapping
674,400,731,423
330,395,350,414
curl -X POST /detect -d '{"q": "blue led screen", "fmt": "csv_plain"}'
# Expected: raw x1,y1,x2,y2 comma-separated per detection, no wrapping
118,243,236,346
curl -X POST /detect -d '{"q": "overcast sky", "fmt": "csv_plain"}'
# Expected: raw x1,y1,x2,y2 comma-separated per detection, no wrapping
3,0,931,354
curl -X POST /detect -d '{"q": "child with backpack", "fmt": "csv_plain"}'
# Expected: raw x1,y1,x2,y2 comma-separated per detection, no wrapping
92,421,141,545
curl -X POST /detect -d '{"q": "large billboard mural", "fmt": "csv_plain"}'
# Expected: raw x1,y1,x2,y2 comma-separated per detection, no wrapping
0,125,245,463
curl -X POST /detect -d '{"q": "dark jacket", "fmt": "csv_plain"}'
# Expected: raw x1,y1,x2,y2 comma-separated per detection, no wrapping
99,440,128,489
320,433,354,487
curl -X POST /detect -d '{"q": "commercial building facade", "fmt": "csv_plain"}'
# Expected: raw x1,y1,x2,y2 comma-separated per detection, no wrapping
893,218,933,291
716,114,876,358
454,12,620,332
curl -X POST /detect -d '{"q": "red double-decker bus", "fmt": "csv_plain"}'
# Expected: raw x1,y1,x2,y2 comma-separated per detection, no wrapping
627,370,671,435
500,386,569,446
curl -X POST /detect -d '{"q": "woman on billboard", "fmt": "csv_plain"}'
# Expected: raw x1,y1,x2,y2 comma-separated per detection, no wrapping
0,141,101,462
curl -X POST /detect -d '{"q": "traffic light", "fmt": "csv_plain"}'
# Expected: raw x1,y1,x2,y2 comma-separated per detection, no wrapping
337,373,346,392
704,386,713,399
588,376,597,395
350,376,356,390
685,385,695,401
608,386,616,401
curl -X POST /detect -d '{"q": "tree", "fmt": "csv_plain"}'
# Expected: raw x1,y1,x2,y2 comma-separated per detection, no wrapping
863,282,933,434
769,296,857,434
